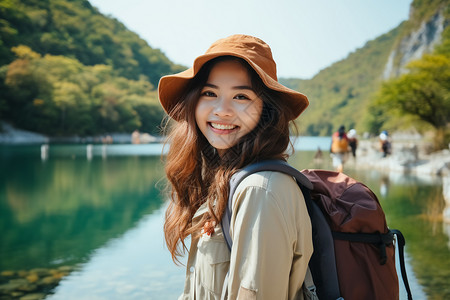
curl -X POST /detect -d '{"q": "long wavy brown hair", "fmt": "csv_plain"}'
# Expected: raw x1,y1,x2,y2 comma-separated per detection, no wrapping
162,56,298,264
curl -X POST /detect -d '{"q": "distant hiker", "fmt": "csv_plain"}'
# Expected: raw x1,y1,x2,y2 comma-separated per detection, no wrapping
379,130,392,157
347,128,358,158
330,125,349,172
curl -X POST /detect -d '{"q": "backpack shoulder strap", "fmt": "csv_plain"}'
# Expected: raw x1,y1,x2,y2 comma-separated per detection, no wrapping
221,160,312,251
391,229,413,300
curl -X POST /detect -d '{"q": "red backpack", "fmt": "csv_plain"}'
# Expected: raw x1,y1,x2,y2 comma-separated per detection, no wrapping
221,160,412,300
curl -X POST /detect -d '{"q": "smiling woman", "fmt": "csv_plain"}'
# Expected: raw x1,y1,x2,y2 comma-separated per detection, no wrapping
158,34,312,299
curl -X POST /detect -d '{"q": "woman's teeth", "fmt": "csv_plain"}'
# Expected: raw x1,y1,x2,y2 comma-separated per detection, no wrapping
210,123,237,130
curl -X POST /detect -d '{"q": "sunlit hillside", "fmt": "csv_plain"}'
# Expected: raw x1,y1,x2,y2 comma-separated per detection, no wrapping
0,0,448,138
0,0,184,135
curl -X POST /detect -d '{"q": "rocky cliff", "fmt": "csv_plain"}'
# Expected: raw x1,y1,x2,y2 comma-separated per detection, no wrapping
383,6,447,79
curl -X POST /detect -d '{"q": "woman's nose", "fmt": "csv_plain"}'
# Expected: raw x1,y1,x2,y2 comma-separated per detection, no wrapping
213,97,233,117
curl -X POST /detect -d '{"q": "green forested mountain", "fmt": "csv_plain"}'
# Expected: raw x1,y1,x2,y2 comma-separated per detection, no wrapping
0,0,183,85
0,0,448,138
282,0,449,137
0,0,184,135
280,26,402,136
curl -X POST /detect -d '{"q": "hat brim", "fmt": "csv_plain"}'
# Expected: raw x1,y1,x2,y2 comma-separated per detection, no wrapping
158,51,309,121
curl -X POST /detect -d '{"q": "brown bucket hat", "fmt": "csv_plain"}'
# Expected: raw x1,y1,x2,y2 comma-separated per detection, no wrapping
158,34,309,121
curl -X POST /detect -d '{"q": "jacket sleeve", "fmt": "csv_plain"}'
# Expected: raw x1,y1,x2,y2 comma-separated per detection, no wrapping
226,172,312,299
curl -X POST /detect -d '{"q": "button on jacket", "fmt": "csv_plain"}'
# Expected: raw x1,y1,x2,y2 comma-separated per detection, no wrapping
178,171,313,300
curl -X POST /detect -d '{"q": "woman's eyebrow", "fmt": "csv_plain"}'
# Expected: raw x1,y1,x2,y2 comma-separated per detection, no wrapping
204,83,218,89
232,85,253,91
204,83,254,91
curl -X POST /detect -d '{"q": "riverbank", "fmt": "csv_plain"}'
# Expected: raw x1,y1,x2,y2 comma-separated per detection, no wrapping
0,122,159,144
355,137,450,224
0,123,49,144
355,138,450,177
2,122,450,177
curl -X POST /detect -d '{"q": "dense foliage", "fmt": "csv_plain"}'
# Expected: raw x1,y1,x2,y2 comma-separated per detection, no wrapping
1,46,166,135
0,0,184,136
0,0,183,85
370,30,450,149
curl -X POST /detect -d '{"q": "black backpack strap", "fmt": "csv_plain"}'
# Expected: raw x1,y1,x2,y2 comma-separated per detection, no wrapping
300,185,342,300
332,231,394,265
331,227,413,299
391,229,413,300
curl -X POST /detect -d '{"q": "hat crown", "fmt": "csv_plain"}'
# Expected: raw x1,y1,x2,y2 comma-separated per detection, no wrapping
204,34,278,81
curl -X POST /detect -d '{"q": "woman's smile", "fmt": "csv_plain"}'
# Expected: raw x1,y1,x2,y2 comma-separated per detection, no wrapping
209,122,239,132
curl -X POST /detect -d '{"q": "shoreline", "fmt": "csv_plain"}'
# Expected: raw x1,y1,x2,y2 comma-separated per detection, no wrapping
2,122,449,178
0,122,162,145
354,139,450,224
355,139,450,178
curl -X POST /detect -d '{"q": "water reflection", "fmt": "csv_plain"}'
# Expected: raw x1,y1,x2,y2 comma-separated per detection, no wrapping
443,177,450,248
47,207,184,300
0,146,449,299
386,186,450,299
0,154,166,271
380,175,390,198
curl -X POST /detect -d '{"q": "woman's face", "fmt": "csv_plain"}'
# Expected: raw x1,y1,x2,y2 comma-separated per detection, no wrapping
195,60,264,155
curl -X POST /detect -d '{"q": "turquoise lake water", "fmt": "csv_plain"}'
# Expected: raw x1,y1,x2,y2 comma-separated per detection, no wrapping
0,141,448,299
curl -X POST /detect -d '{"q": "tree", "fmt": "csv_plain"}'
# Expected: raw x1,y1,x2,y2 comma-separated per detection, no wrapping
373,53,450,149
2,44,164,136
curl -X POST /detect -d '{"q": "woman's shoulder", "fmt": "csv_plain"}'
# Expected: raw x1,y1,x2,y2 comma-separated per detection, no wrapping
235,170,301,197
232,170,306,220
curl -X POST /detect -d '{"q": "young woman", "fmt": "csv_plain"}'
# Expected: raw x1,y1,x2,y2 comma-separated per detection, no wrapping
159,34,313,299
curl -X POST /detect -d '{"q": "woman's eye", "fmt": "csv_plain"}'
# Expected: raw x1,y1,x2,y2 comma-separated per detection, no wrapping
235,94,250,100
201,91,216,97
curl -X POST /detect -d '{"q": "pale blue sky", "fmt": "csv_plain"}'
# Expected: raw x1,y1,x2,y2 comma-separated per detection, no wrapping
89,0,412,79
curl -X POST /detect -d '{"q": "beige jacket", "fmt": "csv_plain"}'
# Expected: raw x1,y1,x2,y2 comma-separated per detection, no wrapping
178,171,313,300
